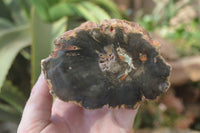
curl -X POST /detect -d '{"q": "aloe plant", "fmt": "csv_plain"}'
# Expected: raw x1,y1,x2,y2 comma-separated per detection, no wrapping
31,9,67,84
30,0,122,22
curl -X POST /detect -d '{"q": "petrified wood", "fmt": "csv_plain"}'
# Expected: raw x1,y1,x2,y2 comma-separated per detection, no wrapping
41,19,171,109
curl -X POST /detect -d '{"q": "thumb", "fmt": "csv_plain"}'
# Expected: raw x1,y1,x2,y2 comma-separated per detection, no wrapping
18,73,53,133
114,107,139,130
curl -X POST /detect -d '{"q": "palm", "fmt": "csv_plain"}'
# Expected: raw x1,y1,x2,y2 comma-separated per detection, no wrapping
18,74,137,133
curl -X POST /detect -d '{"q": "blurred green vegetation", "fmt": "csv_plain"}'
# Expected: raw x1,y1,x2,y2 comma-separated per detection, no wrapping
133,101,187,129
133,0,200,130
167,18,200,56
135,0,200,56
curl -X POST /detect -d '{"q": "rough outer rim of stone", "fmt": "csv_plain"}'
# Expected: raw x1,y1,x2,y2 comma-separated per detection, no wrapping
41,19,171,109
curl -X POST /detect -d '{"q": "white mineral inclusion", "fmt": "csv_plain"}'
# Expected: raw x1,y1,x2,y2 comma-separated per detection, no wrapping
116,46,136,79
96,44,137,81
116,47,136,70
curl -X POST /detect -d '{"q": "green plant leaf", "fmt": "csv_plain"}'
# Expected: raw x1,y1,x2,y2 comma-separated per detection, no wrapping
0,103,21,123
30,0,51,21
0,81,26,113
74,4,98,22
0,0,13,22
19,0,31,18
6,0,29,25
0,18,14,30
47,0,60,6
94,0,122,19
81,1,111,21
49,3,75,21
31,9,67,85
0,25,30,90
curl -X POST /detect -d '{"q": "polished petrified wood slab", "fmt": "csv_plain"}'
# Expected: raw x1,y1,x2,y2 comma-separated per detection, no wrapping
41,19,171,109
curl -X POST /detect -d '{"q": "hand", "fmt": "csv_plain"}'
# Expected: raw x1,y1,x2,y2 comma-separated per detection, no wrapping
18,73,138,133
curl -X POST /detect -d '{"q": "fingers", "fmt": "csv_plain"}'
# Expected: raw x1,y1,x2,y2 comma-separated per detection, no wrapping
82,105,138,133
52,99,89,133
52,99,83,124
113,107,139,130
18,73,53,133
52,99,82,116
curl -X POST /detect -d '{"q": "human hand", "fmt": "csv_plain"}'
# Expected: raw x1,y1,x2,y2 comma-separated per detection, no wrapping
18,73,138,133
